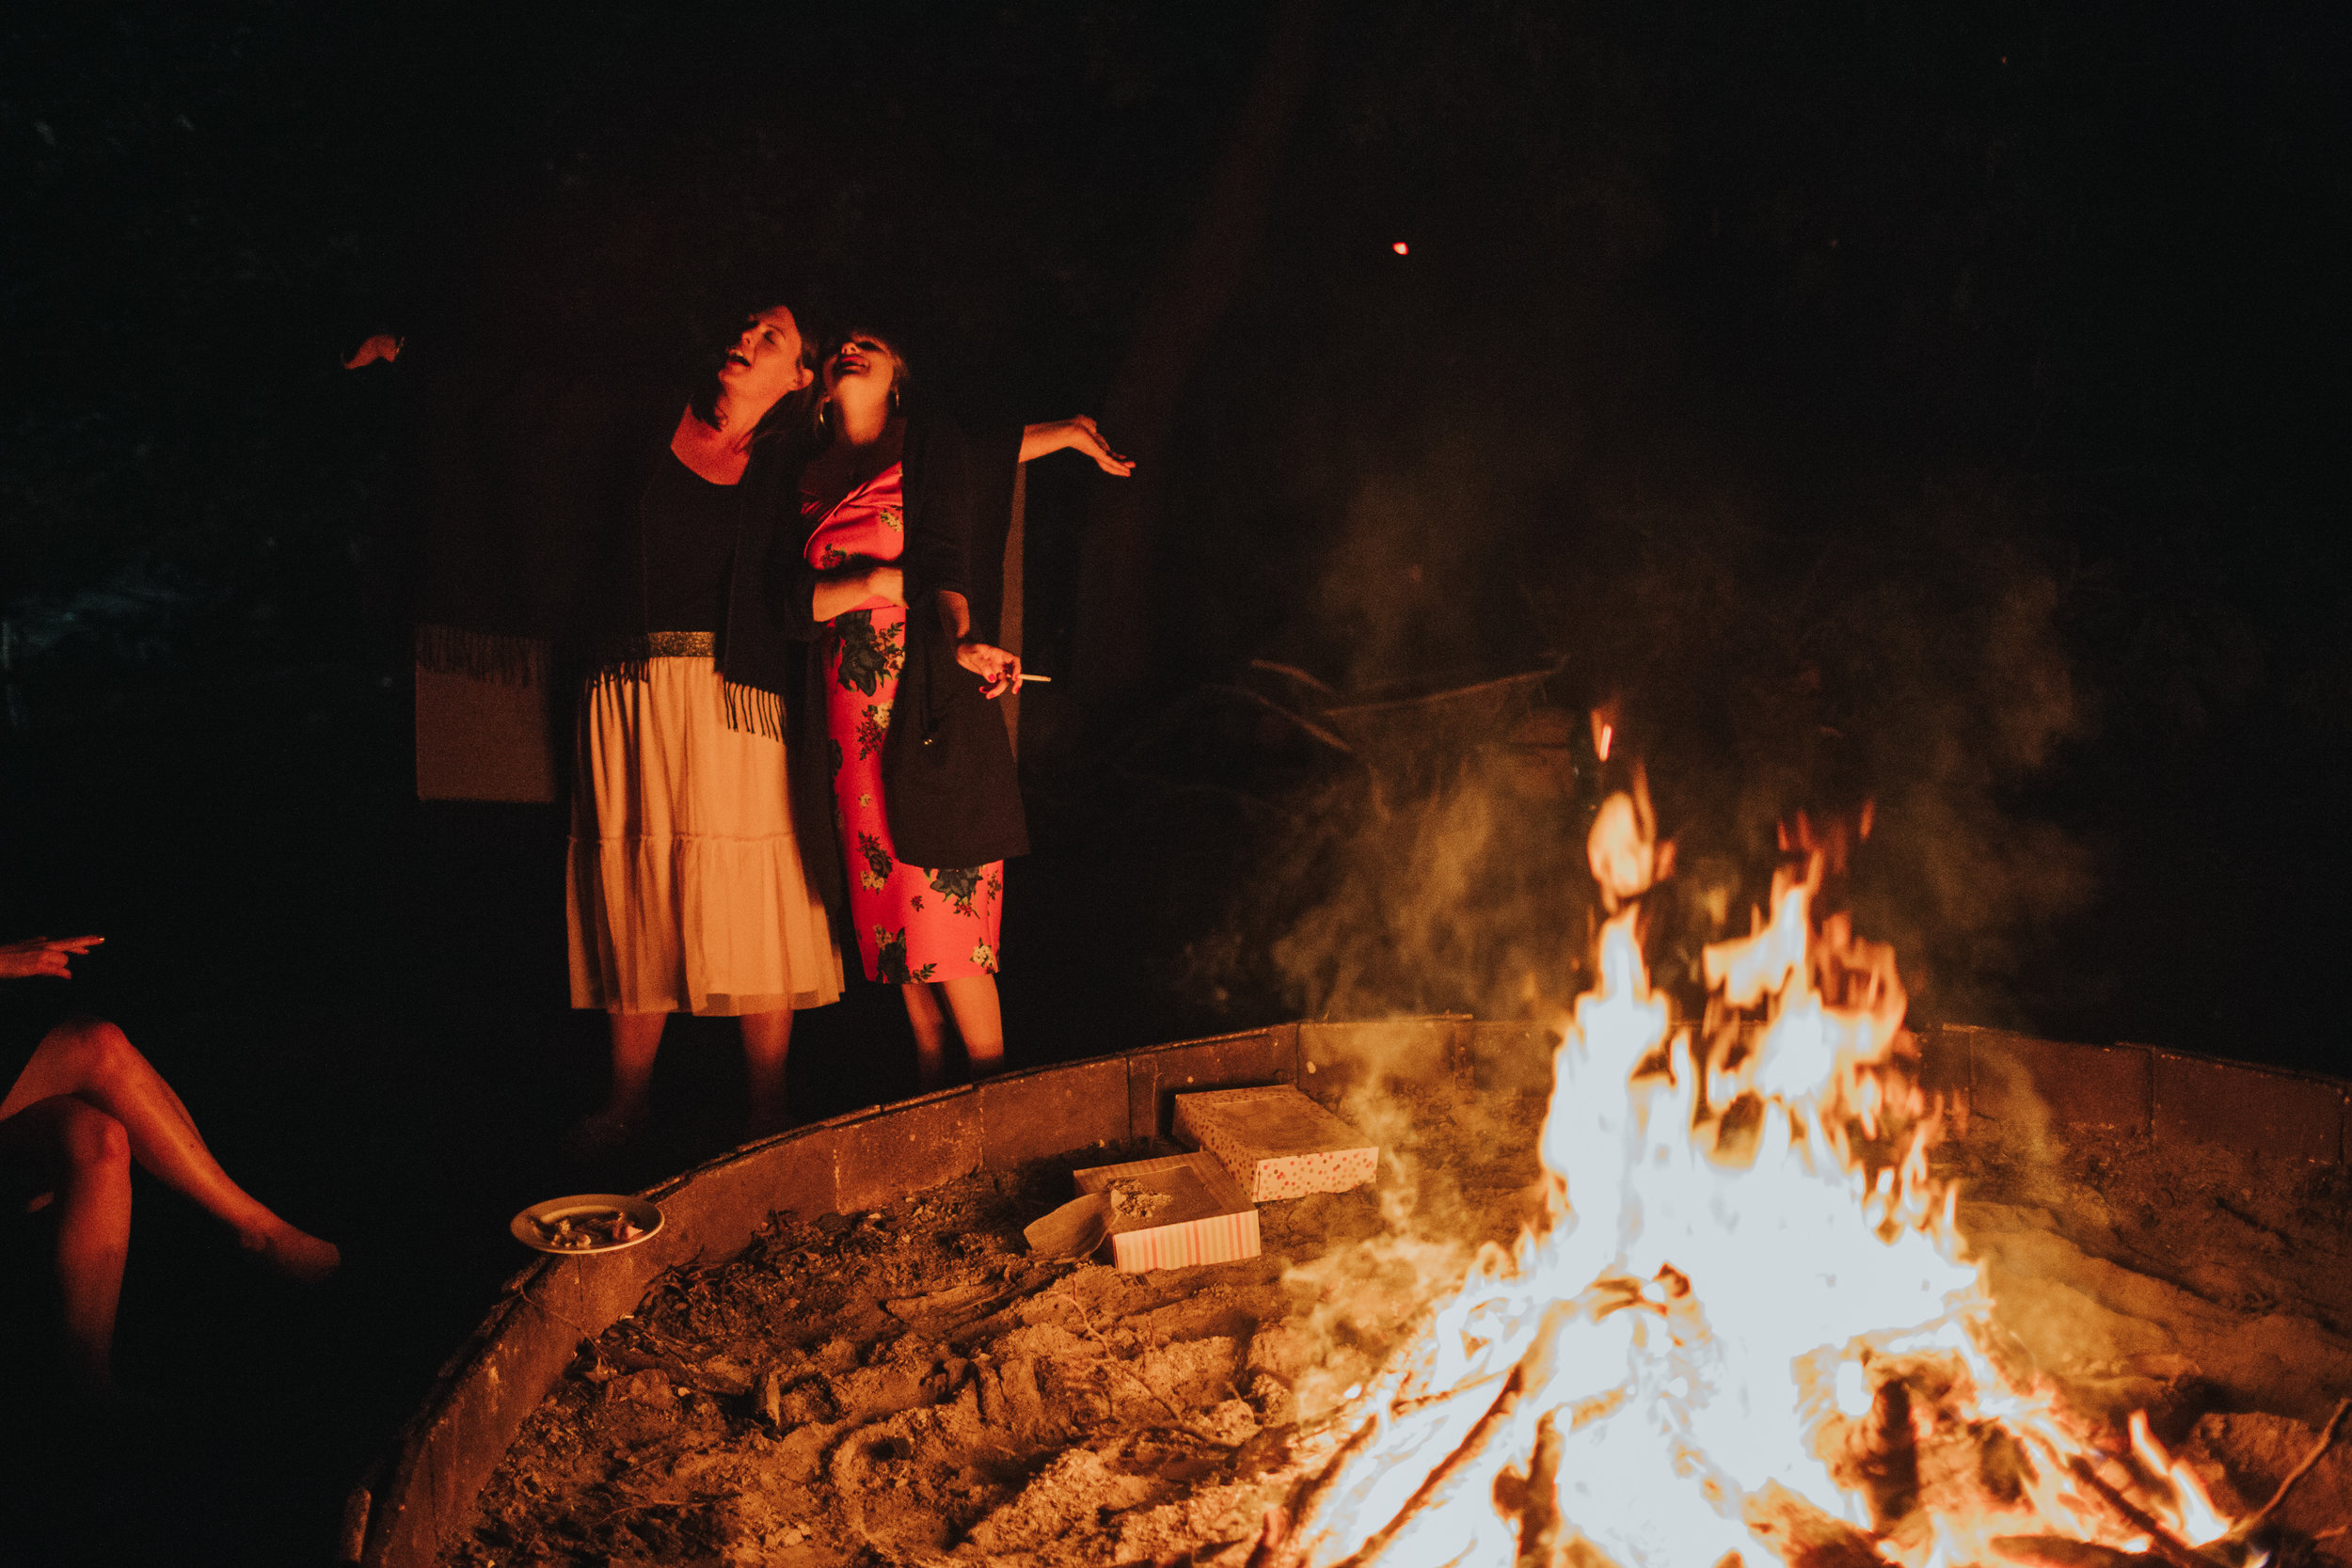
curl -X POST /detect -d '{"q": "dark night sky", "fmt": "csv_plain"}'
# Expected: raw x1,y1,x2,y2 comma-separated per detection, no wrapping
4,1,2349,1117
2,4,2350,1558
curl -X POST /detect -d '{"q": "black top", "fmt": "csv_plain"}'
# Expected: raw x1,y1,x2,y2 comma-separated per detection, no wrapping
637,451,739,634
405,338,815,786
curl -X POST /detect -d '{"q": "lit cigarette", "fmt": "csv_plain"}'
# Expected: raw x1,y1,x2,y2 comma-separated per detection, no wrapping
1018,673,1052,682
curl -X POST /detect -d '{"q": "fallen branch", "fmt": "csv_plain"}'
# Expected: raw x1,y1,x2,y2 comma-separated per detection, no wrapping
2065,1458,2227,1568
1045,1290,1232,1445
1331,1363,1528,1568
1988,1533,2140,1568
1509,1411,1565,1568
1391,1370,1507,1418
2234,1396,2349,1539
1249,1416,1383,1568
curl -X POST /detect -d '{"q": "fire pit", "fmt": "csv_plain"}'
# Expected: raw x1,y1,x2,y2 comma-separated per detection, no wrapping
347,987,2352,1567
437,1094,1519,1566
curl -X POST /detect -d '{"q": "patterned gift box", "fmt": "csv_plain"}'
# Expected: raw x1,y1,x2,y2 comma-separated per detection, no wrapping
1173,1085,1379,1202
1071,1151,1261,1273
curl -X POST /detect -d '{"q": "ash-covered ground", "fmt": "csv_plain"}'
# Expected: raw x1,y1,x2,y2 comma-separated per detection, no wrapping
446,1085,1543,1567
442,1086,2352,1567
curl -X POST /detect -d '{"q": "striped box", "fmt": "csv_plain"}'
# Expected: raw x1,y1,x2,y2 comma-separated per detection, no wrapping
1174,1085,1379,1202
1072,1152,1260,1273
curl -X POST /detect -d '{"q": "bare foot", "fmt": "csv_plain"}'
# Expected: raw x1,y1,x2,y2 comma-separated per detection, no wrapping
246,1224,342,1285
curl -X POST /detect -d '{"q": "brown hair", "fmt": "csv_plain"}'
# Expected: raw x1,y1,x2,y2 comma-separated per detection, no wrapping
689,304,823,447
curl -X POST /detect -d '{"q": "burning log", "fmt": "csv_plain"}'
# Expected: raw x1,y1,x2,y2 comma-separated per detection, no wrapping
1329,1362,1529,1567
1739,1482,1901,1568
1247,1413,1384,1568
1991,1536,2159,1568
2062,1456,2231,1568
1325,1296,1610,1568
1496,1410,1565,1568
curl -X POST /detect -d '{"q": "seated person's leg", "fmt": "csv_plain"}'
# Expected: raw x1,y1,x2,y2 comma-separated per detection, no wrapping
0,1094,132,1391
1,1018,338,1284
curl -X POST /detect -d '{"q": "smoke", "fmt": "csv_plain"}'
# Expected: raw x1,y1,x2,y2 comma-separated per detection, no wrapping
1257,1056,1552,1420
1187,467,2095,1039
1301,434,1543,697
1261,759,1596,1022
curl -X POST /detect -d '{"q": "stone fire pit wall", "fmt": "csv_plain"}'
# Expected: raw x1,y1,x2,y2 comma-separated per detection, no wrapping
343,1022,2352,1567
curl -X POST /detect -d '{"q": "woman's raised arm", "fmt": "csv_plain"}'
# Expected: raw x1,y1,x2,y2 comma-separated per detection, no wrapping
1019,416,1135,475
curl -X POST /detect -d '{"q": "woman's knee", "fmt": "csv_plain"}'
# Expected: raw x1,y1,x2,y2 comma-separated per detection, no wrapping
41,1016,142,1087
53,1100,131,1174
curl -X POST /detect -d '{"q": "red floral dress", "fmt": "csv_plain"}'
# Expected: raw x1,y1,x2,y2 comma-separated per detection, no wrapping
803,462,1004,984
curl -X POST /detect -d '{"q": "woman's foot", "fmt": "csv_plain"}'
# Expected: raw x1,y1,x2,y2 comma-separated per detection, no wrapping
244,1223,342,1285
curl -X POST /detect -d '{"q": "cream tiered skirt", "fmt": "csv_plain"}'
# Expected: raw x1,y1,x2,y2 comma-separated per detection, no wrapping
566,657,844,1015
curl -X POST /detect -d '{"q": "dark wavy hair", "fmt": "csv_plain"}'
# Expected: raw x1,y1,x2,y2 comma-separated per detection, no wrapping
687,303,824,448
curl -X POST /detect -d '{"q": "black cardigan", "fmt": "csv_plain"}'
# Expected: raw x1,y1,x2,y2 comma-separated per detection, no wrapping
410,346,809,797
771,410,1027,911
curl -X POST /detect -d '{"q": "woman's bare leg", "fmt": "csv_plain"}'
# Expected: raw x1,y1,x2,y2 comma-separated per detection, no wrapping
900,982,952,1092
941,975,1006,1078
567,1011,665,1157
0,1019,337,1284
739,1010,791,1137
599,1011,667,1125
0,1096,134,1390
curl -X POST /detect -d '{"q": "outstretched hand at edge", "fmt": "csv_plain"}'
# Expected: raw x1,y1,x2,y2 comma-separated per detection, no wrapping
0,935,103,981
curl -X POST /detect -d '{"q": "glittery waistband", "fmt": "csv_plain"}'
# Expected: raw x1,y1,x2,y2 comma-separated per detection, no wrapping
609,630,716,659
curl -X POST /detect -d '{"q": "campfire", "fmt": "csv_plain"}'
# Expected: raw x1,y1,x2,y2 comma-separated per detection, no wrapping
442,811,2352,1568
1248,857,2251,1568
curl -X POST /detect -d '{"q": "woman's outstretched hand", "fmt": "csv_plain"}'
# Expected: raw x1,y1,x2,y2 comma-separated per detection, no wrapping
342,334,403,370
1020,416,1135,476
0,935,103,980
955,641,1024,700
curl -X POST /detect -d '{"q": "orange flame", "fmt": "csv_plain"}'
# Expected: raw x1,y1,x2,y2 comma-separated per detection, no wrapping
1284,847,2244,1568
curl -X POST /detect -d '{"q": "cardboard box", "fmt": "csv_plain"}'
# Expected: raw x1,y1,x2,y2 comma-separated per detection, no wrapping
1174,1085,1379,1201
1071,1151,1260,1273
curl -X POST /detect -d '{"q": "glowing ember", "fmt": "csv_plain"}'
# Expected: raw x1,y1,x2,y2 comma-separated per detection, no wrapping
1392,241,1411,255
1255,850,2248,1568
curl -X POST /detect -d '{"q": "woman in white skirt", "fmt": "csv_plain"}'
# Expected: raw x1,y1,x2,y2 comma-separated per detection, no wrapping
359,300,866,1148
562,302,868,1147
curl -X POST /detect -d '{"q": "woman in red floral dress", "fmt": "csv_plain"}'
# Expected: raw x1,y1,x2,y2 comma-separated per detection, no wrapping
792,329,1129,1086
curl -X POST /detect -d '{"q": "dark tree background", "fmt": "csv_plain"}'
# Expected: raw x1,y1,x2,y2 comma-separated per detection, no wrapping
2,2,2347,1561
